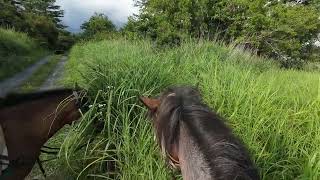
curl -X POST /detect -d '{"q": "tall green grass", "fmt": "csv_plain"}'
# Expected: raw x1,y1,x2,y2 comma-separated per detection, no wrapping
0,28,47,80
55,39,319,179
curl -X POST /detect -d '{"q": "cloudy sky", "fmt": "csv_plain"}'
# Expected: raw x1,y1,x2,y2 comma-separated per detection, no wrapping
55,0,139,32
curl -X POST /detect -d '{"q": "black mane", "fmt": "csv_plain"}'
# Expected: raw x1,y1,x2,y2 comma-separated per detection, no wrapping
0,88,75,108
157,86,259,179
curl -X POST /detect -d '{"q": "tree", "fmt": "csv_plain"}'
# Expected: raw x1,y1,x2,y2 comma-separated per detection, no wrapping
0,0,25,29
238,1,320,67
0,0,67,49
21,0,65,29
125,0,320,67
81,13,116,38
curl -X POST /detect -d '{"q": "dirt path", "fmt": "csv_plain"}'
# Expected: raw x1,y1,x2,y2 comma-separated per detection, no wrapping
39,56,68,90
0,55,51,97
26,56,69,180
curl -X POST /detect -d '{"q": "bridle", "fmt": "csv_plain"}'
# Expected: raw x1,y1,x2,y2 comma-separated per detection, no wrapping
160,92,181,169
160,134,180,170
167,151,180,169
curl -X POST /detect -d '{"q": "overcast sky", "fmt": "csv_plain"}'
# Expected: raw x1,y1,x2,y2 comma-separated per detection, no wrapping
56,0,139,32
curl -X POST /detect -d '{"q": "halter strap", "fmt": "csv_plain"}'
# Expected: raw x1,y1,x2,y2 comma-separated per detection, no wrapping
160,134,180,169
166,151,180,169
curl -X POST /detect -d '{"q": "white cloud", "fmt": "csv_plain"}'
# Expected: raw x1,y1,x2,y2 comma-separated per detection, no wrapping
56,0,139,32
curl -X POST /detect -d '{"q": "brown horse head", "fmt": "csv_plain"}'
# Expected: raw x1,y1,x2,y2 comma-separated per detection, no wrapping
0,88,87,139
141,86,259,180
0,88,88,179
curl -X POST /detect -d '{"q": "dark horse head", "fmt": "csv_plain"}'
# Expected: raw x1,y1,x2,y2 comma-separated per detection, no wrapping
140,86,259,180
0,88,88,179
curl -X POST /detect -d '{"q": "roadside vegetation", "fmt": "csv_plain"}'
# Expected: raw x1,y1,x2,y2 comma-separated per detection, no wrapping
0,0,75,81
19,55,62,92
38,39,319,179
2,0,319,179
0,0,75,50
0,28,47,80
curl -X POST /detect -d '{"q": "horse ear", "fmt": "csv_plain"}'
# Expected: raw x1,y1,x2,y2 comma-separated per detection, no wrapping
140,97,160,111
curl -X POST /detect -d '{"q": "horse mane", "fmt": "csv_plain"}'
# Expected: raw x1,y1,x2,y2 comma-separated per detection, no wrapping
0,88,75,109
157,86,259,179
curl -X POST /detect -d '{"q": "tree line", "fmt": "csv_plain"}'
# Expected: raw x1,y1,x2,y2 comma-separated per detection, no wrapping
2,0,318,68
81,0,320,68
83,1,320,68
0,0,74,50
122,0,320,68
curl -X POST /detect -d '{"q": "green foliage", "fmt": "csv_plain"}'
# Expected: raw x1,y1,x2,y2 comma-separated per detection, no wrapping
124,0,320,68
0,28,47,80
24,13,59,48
48,39,320,179
240,2,320,68
0,28,36,56
22,0,65,28
56,30,76,51
80,13,116,39
0,0,25,29
0,0,69,49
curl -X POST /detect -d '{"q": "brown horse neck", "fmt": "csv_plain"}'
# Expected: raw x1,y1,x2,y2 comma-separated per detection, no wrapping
39,95,80,140
1,94,75,145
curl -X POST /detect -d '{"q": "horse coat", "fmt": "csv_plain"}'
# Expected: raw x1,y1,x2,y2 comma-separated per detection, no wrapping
0,124,9,175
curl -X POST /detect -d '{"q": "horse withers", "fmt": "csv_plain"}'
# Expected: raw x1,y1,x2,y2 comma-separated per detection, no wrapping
140,86,259,180
0,88,87,180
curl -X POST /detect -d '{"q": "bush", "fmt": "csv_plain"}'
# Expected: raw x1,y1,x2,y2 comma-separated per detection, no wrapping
0,28,47,80
80,13,116,40
0,28,37,56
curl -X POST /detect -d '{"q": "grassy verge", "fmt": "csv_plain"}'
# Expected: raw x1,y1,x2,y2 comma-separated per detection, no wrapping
0,28,48,80
19,55,61,92
45,39,319,179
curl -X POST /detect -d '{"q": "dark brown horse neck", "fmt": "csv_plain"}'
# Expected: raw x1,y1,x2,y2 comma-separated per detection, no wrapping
141,86,259,180
0,89,81,140
0,89,84,179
